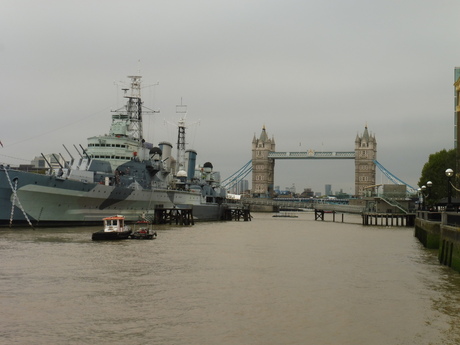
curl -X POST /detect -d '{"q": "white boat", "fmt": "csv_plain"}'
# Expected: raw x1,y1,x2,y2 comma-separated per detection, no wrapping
92,215,132,241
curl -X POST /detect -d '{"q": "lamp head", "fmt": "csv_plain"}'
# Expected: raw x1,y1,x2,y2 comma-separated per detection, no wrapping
446,168,454,178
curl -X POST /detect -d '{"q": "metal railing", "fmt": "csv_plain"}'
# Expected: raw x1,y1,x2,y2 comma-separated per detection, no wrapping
377,196,409,214
241,198,364,214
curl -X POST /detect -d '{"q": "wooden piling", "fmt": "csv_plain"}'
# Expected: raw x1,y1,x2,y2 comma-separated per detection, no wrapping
153,207,194,225
223,206,251,221
362,212,415,227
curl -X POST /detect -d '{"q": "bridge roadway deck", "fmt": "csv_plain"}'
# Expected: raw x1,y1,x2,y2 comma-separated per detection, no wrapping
241,198,364,214
268,151,355,159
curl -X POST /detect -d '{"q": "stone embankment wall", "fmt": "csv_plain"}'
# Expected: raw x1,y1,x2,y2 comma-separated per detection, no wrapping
415,211,460,272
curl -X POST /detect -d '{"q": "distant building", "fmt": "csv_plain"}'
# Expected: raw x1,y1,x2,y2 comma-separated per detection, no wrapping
231,179,249,194
300,188,314,198
31,154,66,170
382,184,406,199
325,184,332,196
285,184,296,195
454,67,460,172
31,156,47,169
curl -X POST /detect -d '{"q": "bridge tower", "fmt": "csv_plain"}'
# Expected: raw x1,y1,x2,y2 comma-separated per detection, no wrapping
355,126,377,196
251,126,275,197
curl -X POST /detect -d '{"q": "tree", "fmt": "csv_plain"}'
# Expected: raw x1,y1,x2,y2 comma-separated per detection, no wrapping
418,148,456,204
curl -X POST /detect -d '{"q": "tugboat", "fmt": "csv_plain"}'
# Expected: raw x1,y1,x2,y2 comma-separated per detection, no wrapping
92,215,132,241
129,219,157,240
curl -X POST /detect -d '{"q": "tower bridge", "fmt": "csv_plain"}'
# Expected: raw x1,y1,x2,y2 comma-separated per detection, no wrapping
268,151,355,159
251,125,376,197
221,125,417,197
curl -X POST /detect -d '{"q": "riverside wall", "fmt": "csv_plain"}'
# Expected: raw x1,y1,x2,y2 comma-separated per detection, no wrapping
415,211,460,272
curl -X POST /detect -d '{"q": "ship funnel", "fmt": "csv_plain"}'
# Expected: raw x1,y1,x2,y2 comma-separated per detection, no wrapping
159,141,172,170
150,147,162,161
185,149,197,181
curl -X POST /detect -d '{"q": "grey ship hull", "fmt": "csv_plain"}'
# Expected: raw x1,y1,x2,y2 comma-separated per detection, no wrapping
0,169,224,227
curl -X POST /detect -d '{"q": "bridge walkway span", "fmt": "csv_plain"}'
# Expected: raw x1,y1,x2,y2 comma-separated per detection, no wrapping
240,198,364,214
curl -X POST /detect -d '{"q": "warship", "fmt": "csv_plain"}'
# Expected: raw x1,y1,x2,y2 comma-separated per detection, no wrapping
0,76,227,227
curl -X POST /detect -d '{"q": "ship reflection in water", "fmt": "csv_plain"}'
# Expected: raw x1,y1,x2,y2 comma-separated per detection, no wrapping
2,213,460,345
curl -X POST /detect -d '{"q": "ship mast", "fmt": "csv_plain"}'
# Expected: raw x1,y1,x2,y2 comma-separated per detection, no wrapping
176,99,187,172
124,75,143,142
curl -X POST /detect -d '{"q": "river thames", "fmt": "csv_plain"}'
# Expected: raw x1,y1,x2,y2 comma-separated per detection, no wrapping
2,212,460,345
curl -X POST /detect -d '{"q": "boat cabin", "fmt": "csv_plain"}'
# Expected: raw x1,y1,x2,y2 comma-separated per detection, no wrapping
103,215,127,232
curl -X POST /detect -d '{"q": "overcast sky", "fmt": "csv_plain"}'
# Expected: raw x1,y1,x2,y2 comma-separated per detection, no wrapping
1,0,460,194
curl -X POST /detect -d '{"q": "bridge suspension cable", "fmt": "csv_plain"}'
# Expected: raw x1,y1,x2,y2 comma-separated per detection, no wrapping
221,160,252,190
220,159,417,195
373,160,417,194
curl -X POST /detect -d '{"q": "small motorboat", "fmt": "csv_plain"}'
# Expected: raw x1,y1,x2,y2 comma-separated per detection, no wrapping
92,215,132,241
129,220,157,240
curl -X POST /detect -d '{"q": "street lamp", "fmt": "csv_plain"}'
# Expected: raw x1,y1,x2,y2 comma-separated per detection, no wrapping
417,187,422,210
445,168,454,211
426,181,432,210
421,185,426,210
419,182,432,211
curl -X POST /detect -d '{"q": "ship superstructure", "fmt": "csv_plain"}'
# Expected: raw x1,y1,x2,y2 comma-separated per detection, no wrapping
0,75,226,227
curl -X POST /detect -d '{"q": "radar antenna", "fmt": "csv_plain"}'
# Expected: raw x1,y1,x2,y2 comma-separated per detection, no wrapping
112,76,159,143
176,98,188,172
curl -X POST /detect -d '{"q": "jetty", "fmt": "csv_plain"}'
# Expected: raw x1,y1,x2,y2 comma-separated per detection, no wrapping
222,205,251,221
152,207,194,225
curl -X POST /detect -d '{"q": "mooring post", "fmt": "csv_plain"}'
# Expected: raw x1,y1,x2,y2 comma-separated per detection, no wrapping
314,209,324,221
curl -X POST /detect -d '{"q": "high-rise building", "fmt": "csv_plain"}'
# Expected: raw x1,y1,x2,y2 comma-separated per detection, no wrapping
454,67,460,171
325,184,332,196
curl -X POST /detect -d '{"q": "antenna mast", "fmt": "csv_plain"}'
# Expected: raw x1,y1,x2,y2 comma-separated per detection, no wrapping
125,75,143,142
176,98,187,172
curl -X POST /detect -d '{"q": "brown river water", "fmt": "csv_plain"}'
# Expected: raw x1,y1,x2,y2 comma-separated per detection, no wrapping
1,212,460,345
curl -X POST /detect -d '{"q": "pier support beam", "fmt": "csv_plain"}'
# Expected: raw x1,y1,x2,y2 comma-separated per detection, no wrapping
362,213,415,227
153,208,194,225
314,210,344,222
223,206,252,221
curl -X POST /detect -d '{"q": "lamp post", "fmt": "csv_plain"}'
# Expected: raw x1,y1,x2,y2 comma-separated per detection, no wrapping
418,182,432,211
421,185,426,210
417,187,422,210
426,181,432,210
445,168,454,212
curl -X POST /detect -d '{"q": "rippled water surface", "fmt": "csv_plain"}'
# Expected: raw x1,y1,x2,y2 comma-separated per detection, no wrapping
2,213,460,345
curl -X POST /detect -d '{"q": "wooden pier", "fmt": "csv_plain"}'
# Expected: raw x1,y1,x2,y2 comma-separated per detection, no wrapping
362,212,415,227
222,206,252,221
153,208,194,225
314,209,416,227
314,209,345,222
